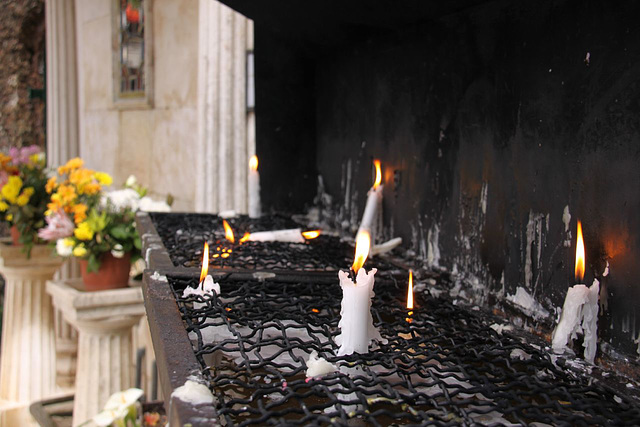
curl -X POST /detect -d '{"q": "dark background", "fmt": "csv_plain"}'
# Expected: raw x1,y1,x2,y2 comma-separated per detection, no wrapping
224,0,640,357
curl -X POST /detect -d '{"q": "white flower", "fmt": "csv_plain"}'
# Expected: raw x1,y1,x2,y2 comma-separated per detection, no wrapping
138,196,171,212
111,244,125,259
125,175,137,187
101,188,141,212
92,388,143,426
55,239,73,257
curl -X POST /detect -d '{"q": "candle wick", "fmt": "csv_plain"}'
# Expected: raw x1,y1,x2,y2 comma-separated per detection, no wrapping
349,268,356,282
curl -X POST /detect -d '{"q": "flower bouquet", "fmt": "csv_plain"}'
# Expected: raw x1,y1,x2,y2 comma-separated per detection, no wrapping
38,158,170,290
0,145,49,255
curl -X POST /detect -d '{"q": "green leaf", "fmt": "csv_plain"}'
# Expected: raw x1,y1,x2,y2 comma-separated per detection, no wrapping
133,236,142,250
110,224,130,240
87,254,101,273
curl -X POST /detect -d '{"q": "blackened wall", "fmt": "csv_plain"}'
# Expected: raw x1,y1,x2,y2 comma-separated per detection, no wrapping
247,0,640,357
254,28,317,213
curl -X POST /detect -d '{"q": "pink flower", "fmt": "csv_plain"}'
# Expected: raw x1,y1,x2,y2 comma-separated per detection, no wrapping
38,210,75,241
9,145,41,165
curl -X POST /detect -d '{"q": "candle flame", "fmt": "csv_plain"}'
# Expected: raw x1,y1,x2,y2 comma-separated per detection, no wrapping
223,220,235,243
199,242,209,283
352,230,371,273
239,232,251,243
249,155,258,171
407,270,414,310
302,230,321,239
373,160,382,189
575,220,585,282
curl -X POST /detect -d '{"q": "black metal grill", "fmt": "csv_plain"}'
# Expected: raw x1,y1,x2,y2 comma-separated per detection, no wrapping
170,275,640,426
148,212,398,274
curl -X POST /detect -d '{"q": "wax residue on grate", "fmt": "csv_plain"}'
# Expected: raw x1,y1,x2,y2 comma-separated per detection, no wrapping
149,212,399,274
169,276,640,426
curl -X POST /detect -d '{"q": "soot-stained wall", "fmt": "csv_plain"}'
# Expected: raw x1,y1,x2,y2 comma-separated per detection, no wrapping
315,0,640,357
239,0,640,357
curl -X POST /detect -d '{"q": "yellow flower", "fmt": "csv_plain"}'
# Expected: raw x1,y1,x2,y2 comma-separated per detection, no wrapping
46,176,57,193
22,187,34,197
0,201,8,211
16,194,29,206
70,169,97,194
57,184,76,204
58,157,84,175
74,222,94,241
72,245,87,257
6,214,13,221
94,172,113,186
82,182,101,195
29,153,45,166
72,203,88,224
1,176,22,204
63,237,75,247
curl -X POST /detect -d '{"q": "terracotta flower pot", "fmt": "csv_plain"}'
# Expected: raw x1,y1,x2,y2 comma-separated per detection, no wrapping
79,252,132,291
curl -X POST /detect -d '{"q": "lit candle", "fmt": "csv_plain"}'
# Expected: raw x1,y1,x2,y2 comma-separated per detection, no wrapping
551,220,600,363
406,270,414,323
336,231,383,356
248,155,261,218
356,160,383,245
182,242,220,307
222,219,235,243
245,228,321,243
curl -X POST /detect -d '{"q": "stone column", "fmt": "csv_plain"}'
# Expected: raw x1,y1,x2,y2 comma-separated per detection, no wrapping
196,0,255,214
0,244,64,426
45,0,80,167
47,280,145,426
45,0,82,389
53,308,78,389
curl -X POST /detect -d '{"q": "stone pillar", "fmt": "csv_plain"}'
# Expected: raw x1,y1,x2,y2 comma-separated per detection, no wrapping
196,0,255,213
0,244,64,426
47,280,144,426
45,0,80,167
53,308,78,389
45,1,82,388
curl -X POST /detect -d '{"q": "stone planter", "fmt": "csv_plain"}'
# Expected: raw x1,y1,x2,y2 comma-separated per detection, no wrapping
47,279,144,426
0,242,64,426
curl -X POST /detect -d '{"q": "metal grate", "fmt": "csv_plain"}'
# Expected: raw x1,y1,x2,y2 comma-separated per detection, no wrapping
169,275,640,426
148,213,398,274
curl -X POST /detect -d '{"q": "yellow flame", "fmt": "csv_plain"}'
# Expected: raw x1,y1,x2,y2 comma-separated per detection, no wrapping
249,155,258,171
302,230,321,239
407,270,414,310
239,232,251,243
199,242,209,283
352,230,371,273
223,220,235,243
373,160,382,189
575,220,585,282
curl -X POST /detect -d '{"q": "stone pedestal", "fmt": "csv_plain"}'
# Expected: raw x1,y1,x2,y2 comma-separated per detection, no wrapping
0,243,64,426
47,280,144,426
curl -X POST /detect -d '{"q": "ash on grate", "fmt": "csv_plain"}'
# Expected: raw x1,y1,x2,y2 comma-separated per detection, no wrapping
148,212,399,274
169,276,640,426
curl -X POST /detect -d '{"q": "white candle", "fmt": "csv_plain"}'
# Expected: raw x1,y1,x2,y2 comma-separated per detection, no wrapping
356,160,383,244
551,220,600,363
551,279,599,363
248,155,261,218
249,228,305,243
182,275,220,309
336,268,382,356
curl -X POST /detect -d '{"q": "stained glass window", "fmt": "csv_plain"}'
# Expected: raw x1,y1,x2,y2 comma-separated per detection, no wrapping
115,0,150,103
